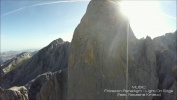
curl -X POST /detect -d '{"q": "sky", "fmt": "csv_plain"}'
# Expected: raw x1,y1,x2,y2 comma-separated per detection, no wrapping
1,0,176,52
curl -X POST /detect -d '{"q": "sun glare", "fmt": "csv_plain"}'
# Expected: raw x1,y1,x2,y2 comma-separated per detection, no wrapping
119,1,175,39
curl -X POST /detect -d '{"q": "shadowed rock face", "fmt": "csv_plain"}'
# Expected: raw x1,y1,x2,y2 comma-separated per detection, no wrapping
36,70,67,100
26,72,53,100
0,38,70,89
0,58,3,65
0,52,31,88
68,0,158,100
153,31,177,100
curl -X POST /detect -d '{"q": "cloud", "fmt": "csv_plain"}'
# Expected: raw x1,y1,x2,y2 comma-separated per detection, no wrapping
1,0,89,17
162,13,177,21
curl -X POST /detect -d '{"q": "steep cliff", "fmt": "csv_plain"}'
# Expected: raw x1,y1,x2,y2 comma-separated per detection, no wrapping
68,0,158,100
153,31,177,100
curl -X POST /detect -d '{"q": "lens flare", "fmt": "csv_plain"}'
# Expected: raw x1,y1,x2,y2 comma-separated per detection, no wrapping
119,1,175,39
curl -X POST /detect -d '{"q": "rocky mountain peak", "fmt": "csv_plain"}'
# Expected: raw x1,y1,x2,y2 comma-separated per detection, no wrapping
51,38,64,45
68,0,157,99
57,38,64,43
48,38,65,50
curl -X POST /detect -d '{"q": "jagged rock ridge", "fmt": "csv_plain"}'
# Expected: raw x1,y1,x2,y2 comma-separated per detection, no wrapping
153,31,177,100
11,38,70,86
0,52,32,87
0,38,70,89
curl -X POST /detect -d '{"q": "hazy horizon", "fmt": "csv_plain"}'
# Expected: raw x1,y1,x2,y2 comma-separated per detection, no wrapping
1,0,176,52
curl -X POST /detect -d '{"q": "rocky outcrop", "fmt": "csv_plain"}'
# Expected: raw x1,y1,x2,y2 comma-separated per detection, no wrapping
0,86,28,100
153,31,177,52
26,72,53,100
68,0,158,100
36,69,67,100
10,38,70,87
153,31,177,100
128,36,158,100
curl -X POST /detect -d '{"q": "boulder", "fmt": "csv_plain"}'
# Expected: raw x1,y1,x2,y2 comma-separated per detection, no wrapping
26,72,53,100
0,86,28,100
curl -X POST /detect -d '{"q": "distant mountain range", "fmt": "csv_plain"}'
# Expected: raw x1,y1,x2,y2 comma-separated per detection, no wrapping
0,49,38,63
1,52,31,76
0,51,21,63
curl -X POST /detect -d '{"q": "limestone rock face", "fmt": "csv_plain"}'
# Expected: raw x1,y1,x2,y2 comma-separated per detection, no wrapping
127,36,158,100
68,0,158,100
153,31,177,100
0,38,70,89
0,86,28,100
36,70,67,100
